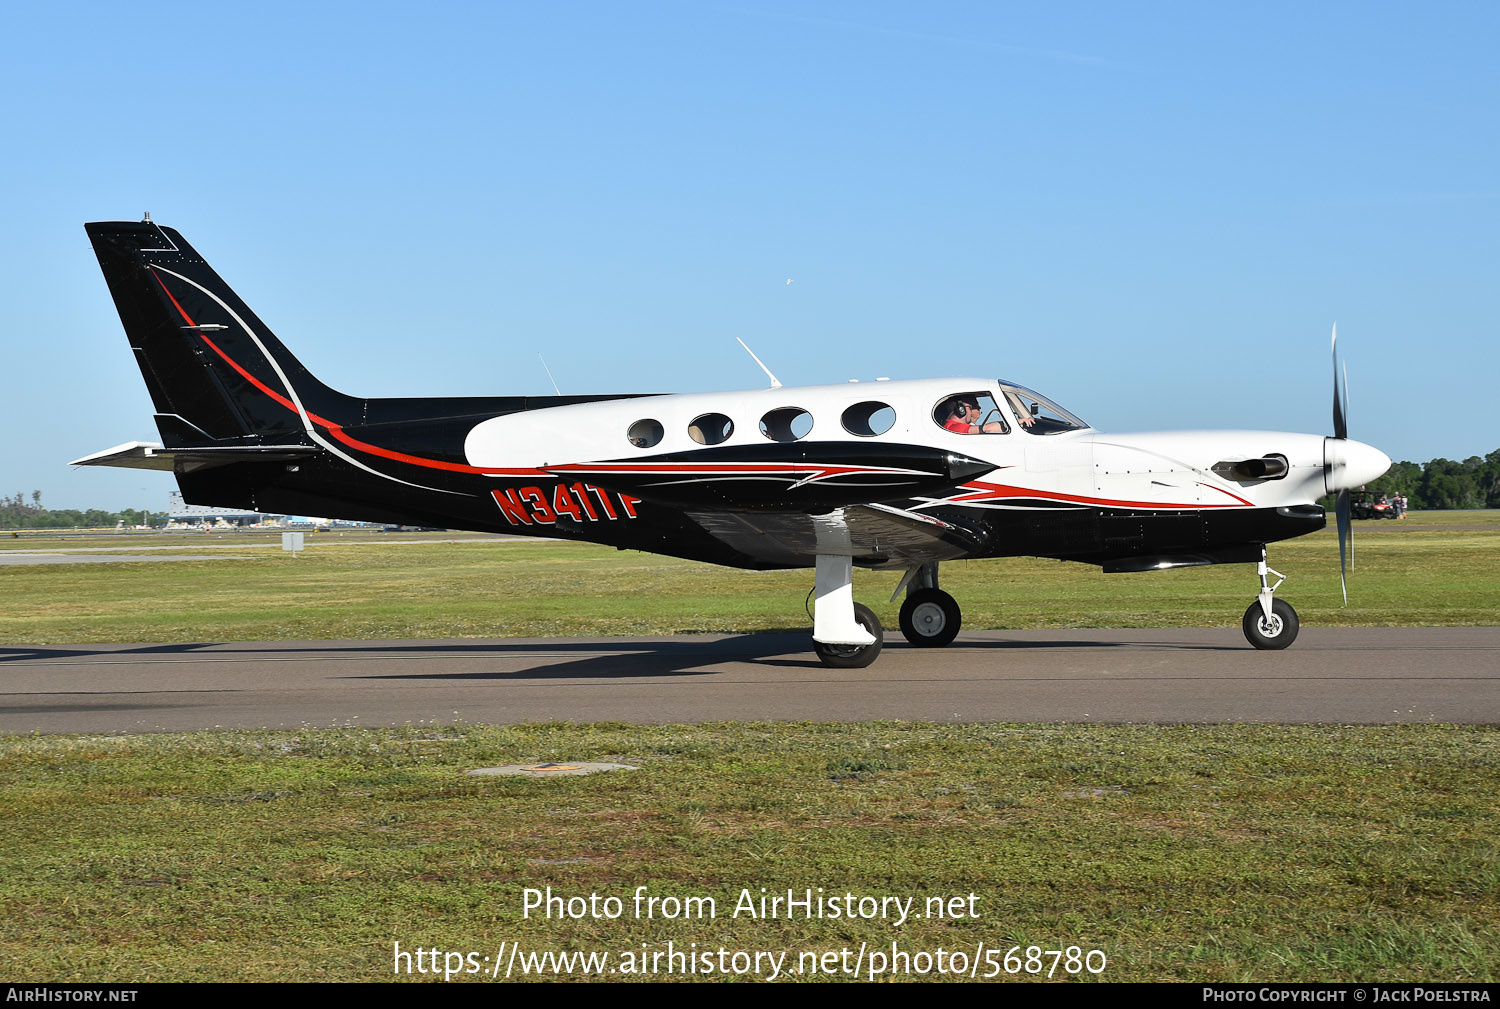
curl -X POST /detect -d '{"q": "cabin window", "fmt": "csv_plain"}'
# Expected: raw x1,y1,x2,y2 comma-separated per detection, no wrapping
688,412,734,445
759,407,813,443
627,419,664,449
841,400,896,437
934,392,1010,435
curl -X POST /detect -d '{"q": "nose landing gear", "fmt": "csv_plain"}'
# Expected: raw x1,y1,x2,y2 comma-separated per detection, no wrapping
1242,547,1299,649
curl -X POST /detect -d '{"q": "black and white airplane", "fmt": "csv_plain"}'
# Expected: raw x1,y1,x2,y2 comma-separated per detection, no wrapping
75,218,1391,667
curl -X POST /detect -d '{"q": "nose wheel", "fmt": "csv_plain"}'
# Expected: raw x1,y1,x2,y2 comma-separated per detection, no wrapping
1242,548,1299,649
899,588,962,647
1243,598,1299,649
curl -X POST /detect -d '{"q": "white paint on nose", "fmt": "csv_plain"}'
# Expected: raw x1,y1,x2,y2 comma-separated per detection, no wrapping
1325,438,1392,493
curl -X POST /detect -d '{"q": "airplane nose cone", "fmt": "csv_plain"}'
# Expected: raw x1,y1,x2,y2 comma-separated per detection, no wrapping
1325,438,1392,493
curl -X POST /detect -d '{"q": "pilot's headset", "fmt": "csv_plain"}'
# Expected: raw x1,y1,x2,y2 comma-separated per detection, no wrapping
954,400,975,418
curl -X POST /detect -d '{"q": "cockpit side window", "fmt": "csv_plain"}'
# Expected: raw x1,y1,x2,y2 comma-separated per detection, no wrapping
998,383,1088,436
933,392,1010,435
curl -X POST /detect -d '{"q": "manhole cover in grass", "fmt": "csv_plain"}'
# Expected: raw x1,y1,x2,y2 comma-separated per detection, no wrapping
466,762,639,777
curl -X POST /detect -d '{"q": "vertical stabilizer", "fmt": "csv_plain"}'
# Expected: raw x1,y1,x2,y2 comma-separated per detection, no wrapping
85,220,351,446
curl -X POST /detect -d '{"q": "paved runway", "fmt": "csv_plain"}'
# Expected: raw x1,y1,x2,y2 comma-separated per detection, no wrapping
2,627,1496,733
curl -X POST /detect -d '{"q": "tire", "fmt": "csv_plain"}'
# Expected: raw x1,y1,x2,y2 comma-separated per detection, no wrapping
899,588,962,647
813,602,883,668
1242,598,1299,650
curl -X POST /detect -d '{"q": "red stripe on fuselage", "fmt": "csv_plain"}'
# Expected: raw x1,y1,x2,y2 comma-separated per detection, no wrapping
550,463,891,472
943,480,1254,510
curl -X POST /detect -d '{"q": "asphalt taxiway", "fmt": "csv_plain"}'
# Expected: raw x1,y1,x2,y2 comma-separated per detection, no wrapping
2,627,1496,733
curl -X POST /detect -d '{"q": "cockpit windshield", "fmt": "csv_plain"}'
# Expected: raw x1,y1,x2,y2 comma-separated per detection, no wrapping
998,382,1089,436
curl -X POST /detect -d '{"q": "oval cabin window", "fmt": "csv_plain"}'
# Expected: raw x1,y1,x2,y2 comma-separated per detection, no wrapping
627,419,664,449
688,412,734,446
759,407,813,443
841,401,896,437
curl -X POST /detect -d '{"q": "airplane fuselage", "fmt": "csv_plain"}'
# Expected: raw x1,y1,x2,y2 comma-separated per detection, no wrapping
166,375,1356,574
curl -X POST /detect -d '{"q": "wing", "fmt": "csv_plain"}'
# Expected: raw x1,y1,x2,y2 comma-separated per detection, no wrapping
561,441,997,569
685,502,987,570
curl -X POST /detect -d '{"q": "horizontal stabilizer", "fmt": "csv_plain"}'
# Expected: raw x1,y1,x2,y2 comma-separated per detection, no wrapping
70,441,320,473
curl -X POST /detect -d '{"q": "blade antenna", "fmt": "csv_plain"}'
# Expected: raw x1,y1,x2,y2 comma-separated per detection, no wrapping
736,337,783,389
538,353,562,396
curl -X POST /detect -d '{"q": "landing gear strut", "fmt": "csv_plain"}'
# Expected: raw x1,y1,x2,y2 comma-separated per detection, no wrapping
894,562,963,647
811,548,883,668
1242,547,1299,649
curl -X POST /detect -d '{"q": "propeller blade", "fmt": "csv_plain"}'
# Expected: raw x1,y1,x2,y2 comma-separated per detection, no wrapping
1343,359,1350,437
1335,488,1350,606
1331,324,1348,440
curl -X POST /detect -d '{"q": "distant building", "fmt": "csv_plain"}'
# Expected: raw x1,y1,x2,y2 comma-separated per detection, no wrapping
164,491,281,528
162,492,368,529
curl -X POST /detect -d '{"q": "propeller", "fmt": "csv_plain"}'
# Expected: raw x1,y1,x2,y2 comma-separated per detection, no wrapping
1322,328,1390,605
1331,325,1351,604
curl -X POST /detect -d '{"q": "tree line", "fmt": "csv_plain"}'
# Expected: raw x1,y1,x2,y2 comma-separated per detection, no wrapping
1358,450,1500,510
2,492,149,530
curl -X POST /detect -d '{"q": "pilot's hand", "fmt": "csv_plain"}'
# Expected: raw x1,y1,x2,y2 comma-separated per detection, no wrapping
1018,414,1036,427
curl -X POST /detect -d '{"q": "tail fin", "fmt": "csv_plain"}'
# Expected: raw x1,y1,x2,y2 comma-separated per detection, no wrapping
85,219,353,447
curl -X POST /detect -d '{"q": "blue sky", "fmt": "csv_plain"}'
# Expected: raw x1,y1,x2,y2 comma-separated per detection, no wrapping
4,2,1496,510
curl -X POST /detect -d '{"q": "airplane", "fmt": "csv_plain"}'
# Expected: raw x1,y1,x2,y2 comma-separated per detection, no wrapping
74,217,1392,668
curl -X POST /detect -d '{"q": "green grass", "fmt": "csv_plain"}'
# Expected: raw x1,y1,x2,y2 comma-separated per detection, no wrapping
2,513,1497,644
4,516,1495,982
1,721,1495,982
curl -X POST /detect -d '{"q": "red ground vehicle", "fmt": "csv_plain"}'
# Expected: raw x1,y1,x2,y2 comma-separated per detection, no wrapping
1349,491,1398,519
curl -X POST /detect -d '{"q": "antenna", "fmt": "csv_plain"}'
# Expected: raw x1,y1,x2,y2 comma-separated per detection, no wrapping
538,353,562,396
736,337,782,389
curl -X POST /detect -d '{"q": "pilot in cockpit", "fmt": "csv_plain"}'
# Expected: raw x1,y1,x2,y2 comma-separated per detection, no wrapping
942,396,1009,434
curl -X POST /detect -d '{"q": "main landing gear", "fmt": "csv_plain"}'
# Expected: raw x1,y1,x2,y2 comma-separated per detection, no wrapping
810,553,883,668
895,562,962,647
810,559,967,668
1242,547,1299,650
812,602,884,669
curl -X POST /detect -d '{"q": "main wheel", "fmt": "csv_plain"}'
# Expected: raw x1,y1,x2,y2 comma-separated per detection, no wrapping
813,602,883,668
1242,598,1299,650
899,588,962,647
